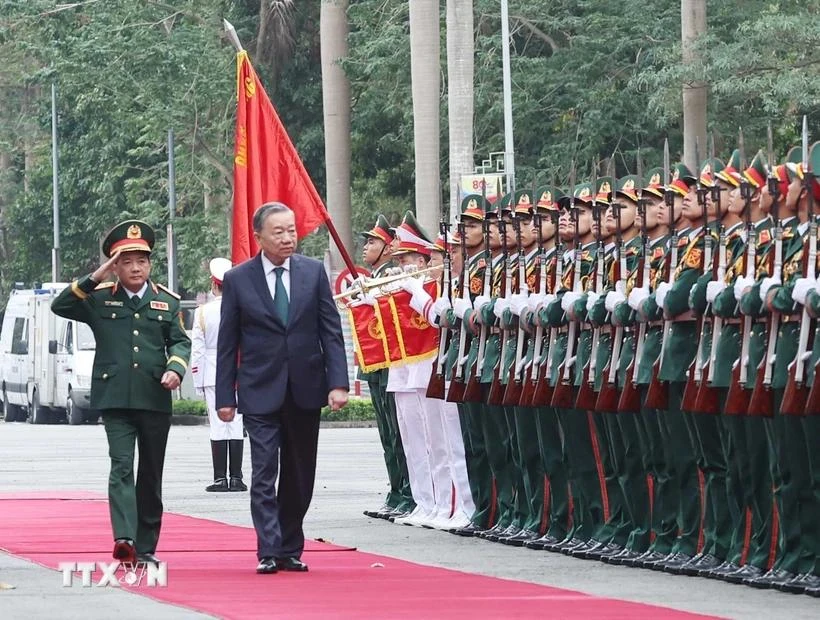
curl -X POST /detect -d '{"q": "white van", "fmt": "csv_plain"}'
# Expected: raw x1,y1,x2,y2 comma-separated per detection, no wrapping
0,284,97,424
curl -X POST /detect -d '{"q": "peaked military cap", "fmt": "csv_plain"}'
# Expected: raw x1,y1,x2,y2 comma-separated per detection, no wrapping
572,182,594,208
460,194,488,221
643,167,665,198
500,190,534,215
668,163,697,197
742,150,768,189
698,158,725,188
209,258,232,286
616,175,641,203
362,214,395,244
534,185,565,212
786,142,820,200
432,230,462,252
102,220,155,258
716,149,742,187
593,177,614,206
393,211,434,256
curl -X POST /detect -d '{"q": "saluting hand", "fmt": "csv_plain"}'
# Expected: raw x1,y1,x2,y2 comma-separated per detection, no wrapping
91,250,121,283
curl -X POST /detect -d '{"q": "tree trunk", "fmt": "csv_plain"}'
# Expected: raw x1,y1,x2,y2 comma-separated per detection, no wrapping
446,0,474,224
681,0,707,171
409,0,441,236
320,0,353,274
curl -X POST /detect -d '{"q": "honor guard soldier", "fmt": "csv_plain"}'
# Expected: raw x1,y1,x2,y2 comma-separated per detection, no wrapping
51,220,191,565
192,258,247,493
358,215,415,520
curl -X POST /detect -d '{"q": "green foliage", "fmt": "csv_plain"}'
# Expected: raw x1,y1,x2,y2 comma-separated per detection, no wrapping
173,398,208,416
321,397,376,422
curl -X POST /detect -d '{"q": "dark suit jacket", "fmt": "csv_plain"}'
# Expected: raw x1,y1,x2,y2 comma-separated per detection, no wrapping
215,253,349,414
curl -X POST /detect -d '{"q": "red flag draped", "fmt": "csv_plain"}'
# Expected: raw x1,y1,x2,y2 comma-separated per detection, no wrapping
232,50,329,264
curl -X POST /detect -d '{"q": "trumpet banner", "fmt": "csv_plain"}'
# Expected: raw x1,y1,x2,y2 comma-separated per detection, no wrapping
348,280,440,371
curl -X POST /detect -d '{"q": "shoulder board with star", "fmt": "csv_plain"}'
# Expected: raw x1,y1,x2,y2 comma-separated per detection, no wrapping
94,282,115,291
155,283,181,300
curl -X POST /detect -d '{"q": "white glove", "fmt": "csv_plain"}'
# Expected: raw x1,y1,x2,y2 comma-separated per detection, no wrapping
431,296,451,318
655,282,671,309
561,291,582,313
543,293,557,309
452,297,472,319
473,294,491,312
628,286,649,311
527,292,545,312
605,290,626,313
493,297,511,319
360,292,378,307
399,276,424,296
792,277,816,306
585,291,601,313
510,293,529,316
614,280,626,296
705,281,726,304
759,276,780,303
408,289,433,316
733,275,754,302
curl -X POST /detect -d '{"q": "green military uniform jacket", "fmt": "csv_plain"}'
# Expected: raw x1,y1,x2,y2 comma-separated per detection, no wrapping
51,275,191,414
444,251,486,380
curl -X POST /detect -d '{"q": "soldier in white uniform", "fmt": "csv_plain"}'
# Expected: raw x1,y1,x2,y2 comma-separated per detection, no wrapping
191,258,247,492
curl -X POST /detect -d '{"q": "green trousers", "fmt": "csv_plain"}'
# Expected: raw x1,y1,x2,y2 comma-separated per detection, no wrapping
536,406,570,540
803,417,820,576
369,379,414,511
460,401,494,528
481,394,516,528
102,409,171,554
659,382,701,556
513,406,547,533
615,411,651,552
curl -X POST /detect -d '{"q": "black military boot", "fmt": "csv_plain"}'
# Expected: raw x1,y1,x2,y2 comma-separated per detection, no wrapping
206,440,229,492
228,439,247,491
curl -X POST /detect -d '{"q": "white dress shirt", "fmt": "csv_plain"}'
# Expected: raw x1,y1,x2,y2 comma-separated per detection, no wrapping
126,281,148,300
260,253,291,303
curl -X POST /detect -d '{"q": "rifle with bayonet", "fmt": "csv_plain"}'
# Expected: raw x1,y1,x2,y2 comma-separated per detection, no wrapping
446,218,471,402
552,166,583,408
598,162,628,412
488,185,512,405
426,210,451,399
682,138,712,412
503,190,530,406
519,199,545,407
618,155,648,413
532,196,564,406
725,129,756,415
645,139,676,409
783,117,814,414
748,139,781,417
694,133,723,414
576,163,604,411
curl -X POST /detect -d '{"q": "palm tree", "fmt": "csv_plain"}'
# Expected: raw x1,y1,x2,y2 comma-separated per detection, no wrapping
409,0,441,235
446,0,474,223
320,0,353,274
681,0,707,169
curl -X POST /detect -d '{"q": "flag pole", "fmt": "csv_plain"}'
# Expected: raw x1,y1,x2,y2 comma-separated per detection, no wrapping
223,20,358,276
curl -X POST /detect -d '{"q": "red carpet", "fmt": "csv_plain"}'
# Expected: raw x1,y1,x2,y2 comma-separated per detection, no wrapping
0,493,721,619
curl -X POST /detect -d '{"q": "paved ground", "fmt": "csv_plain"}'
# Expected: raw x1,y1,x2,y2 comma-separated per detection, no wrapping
0,422,816,619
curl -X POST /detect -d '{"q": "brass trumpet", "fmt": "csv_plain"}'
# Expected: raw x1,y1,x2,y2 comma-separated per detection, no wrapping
333,265,439,302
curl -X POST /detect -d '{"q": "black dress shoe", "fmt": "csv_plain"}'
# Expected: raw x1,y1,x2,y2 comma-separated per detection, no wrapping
603,548,641,565
229,477,248,492
478,523,507,540
723,563,764,585
595,542,624,559
451,522,485,537
801,574,820,597
555,536,587,554
500,529,538,547
634,550,668,569
136,552,160,566
113,538,136,564
275,557,309,572
777,573,814,595
660,552,693,573
491,525,521,543
206,478,229,492
678,553,720,576
569,539,604,558
745,568,795,589
524,534,560,550
706,561,740,580
256,557,278,574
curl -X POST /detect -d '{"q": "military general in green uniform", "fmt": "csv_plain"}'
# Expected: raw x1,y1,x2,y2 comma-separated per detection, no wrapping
51,220,191,565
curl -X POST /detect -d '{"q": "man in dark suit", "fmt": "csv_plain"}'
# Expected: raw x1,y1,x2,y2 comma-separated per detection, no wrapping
216,202,349,574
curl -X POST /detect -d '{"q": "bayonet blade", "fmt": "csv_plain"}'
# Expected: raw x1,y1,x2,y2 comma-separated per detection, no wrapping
569,161,577,209
767,123,775,175
803,115,809,167
738,127,746,169
663,138,670,184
